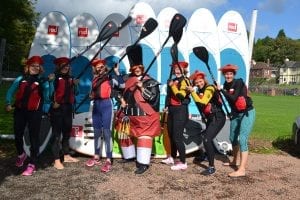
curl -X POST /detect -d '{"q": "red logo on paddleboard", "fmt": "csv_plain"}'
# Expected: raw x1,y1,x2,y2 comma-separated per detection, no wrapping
71,125,83,137
78,27,88,37
227,22,237,32
135,15,145,25
48,25,59,35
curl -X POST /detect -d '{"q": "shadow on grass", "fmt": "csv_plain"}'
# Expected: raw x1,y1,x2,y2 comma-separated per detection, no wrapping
272,136,300,158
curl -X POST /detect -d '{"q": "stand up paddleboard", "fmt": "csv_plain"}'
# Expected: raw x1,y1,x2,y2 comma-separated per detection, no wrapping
218,10,250,85
24,11,71,156
69,12,99,113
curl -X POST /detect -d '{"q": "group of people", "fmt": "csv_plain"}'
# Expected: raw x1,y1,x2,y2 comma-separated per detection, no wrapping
5,44,255,177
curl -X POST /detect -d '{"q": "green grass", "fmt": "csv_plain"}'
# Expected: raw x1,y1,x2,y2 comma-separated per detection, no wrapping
251,94,300,140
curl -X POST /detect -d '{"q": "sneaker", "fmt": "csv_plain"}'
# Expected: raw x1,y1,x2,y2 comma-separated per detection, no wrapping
170,162,187,171
16,152,27,167
22,164,36,176
200,166,216,176
101,160,112,173
85,158,101,167
161,157,174,165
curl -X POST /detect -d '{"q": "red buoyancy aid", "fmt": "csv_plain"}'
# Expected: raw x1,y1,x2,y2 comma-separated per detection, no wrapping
54,77,75,104
91,77,111,99
15,80,42,110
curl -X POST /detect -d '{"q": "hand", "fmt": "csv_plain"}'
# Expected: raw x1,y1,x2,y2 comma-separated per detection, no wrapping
216,84,221,91
136,80,143,88
162,107,168,112
48,73,55,81
73,79,80,85
5,105,12,112
186,86,194,93
168,80,174,86
120,98,127,108
52,102,60,109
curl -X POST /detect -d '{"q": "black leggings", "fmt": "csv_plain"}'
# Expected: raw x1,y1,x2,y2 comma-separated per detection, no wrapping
14,109,42,165
50,104,73,160
203,111,226,167
167,105,188,163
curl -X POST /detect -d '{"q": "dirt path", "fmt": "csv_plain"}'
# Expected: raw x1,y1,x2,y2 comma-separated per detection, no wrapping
0,150,299,200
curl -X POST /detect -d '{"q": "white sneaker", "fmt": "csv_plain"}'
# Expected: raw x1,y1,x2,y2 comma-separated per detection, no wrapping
161,157,174,165
171,162,187,170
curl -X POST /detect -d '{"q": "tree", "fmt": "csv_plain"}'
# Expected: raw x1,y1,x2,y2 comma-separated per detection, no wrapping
0,0,39,72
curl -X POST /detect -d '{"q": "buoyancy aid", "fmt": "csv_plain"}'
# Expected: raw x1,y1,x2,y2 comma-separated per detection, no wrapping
91,76,111,99
15,76,42,111
54,75,75,104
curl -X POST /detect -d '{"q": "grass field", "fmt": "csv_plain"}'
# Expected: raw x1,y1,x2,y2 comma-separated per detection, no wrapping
1,82,299,146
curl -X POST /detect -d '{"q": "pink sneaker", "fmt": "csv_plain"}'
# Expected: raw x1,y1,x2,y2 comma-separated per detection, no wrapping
16,152,27,167
85,158,101,167
161,157,174,165
101,160,112,173
171,162,187,171
22,164,36,176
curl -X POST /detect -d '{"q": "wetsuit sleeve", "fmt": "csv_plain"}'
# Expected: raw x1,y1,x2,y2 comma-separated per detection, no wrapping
5,76,23,105
170,78,189,100
191,85,215,106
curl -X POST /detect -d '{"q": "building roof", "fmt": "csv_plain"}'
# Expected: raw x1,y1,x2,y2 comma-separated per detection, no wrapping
282,61,300,68
251,62,276,70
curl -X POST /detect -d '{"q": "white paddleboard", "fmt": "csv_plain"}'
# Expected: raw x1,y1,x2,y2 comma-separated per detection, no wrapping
69,12,99,113
218,10,250,85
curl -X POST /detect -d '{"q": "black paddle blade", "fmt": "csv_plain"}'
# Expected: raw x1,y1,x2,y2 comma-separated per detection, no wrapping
193,46,209,64
139,18,158,40
173,28,183,44
119,16,132,30
169,13,187,38
97,21,118,42
170,43,178,63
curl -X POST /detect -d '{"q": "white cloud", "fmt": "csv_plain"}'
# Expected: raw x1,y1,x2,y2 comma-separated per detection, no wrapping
35,0,227,22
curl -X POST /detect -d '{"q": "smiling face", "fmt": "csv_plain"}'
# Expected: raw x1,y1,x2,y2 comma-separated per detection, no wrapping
132,66,143,76
95,63,106,75
28,63,41,75
59,63,70,74
224,71,235,83
173,66,183,78
194,77,206,89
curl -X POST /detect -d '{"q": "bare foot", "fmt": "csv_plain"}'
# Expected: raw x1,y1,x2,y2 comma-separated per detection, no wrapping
64,155,79,163
228,170,246,177
54,160,64,170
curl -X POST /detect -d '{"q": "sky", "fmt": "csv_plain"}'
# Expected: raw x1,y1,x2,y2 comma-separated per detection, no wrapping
34,0,300,40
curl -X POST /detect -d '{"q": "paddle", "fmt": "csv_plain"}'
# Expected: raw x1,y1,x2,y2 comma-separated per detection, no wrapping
192,46,232,118
140,13,187,81
118,17,158,63
75,20,119,79
75,17,157,112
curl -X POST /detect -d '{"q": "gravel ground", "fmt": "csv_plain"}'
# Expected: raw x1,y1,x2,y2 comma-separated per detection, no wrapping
0,140,299,200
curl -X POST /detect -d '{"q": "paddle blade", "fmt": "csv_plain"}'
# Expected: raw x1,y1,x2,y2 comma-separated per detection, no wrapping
173,28,183,44
139,18,158,40
193,46,209,65
170,43,178,63
119,16,132,30
97,21,118,42
169,13,187,38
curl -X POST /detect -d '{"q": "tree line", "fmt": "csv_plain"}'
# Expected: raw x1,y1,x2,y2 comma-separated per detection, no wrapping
0,0,300,72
